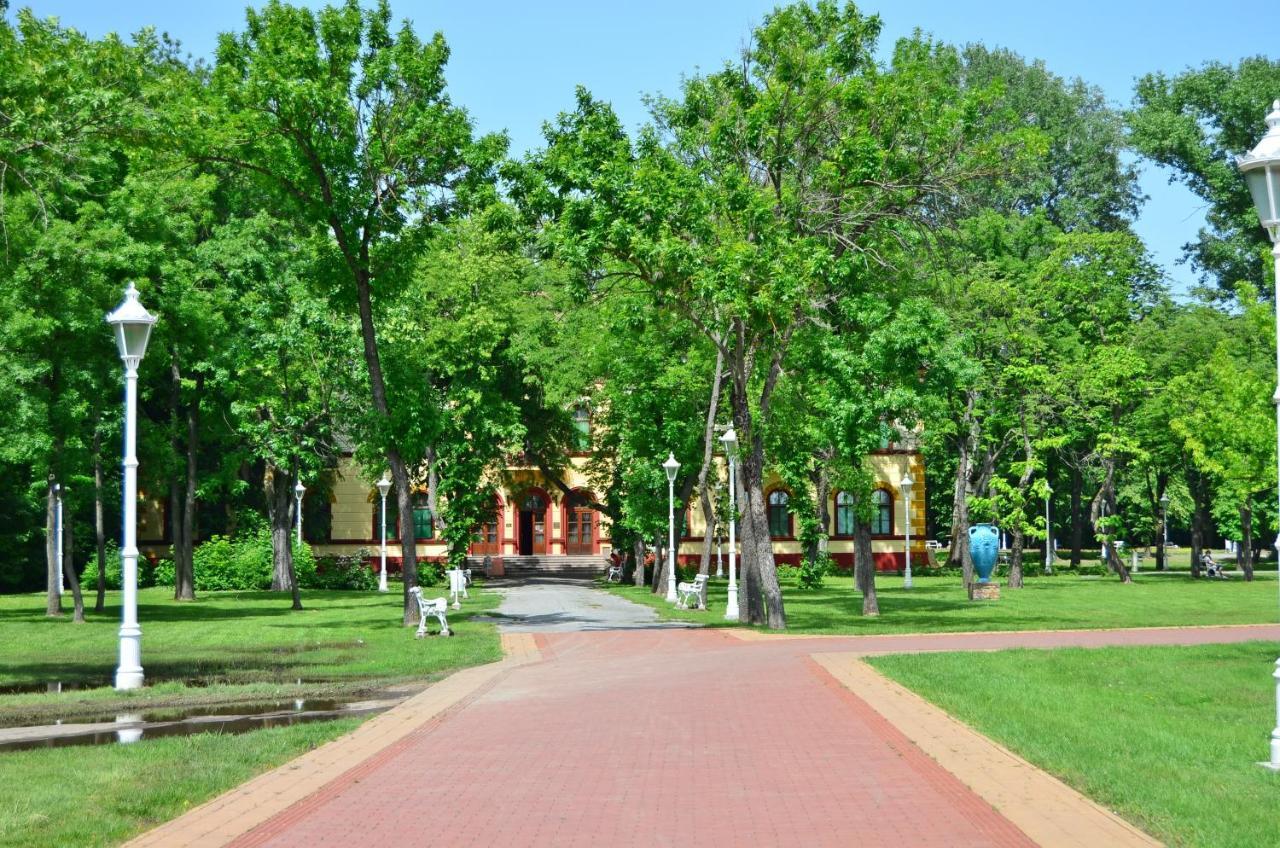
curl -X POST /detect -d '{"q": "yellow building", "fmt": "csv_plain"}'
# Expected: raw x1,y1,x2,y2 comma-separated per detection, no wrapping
304,447,925,575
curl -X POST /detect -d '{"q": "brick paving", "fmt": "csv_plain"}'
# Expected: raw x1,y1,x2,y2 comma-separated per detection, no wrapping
231,628,1038,847
166,617,1280,848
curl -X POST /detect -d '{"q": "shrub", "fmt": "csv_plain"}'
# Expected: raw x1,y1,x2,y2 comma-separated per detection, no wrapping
192,533,272,591
96,542,158,589
306,550,377,591
797,553,832,589
152,558,175,587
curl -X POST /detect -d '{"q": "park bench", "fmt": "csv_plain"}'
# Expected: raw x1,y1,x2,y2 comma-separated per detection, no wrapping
925,540,942,550
410,586,453,637
606,564,623,583
676,573,709,610
447,567,470,609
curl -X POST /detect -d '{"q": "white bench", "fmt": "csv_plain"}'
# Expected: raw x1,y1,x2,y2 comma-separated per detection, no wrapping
606,564,622,583
925,540,942,550
676,574,709,610
410,586,452,637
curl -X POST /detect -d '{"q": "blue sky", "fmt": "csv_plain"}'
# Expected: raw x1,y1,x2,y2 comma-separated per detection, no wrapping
15,0,1280,294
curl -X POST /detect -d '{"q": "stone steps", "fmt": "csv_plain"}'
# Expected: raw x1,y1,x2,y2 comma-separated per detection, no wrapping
467,554,608,578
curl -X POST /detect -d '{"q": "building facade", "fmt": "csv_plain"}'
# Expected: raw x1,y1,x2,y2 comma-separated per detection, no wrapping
300,448,925,574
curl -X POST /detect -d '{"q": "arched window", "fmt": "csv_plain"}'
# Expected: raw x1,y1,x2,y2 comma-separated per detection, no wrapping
767,490,791,538
871,489,893,536
835,491,855,537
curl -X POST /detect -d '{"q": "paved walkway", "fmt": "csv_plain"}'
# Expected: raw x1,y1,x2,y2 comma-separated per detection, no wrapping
482,579,696,632
128,580,1280,848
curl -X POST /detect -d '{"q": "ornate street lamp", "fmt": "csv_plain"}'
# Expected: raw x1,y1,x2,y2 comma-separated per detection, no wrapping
1159,491,1170,572
1236,99,1280,770
901,473,914,589
376,475,392,593
663,452,681,603
294,479,306,544
720,429,739,621
54,482,64,596
1044,483,1054,575
106,283,156,691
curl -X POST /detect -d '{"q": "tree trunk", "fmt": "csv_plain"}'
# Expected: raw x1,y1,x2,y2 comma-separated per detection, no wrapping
352,265,418,624
729,379,784,628
94,435,107,614
46,478,61,617
265,463,302,608
175,373,201,600
1069,464,1084,567
1008,527,1025,588
651,532,666,594
633,538,646,587
64,506,85,623
1090,462,1130,583
1154,473,1168,572
1240,503,1255,581
734,453,760,622
854,514,878,616
808,461,831,565
1188,463,1209,579
169,355,191,598
697,346,725,576
947,391,978,585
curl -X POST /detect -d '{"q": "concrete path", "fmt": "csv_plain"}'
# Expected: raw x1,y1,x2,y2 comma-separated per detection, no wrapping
482,580,697,632
133,620,1280,848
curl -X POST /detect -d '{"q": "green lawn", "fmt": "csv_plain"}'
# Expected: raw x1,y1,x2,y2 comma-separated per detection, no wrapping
869,642,1280,848
0,717,359,848
0,585,501,724
601,570,1280,634
0,585,501,847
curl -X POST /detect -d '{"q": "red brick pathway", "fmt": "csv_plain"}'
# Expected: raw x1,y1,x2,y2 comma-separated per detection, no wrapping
227,624,1280,847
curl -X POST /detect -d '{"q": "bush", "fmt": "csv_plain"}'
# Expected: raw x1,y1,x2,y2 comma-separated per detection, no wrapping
797,553,832,589
96,542,158,589
189,530,344,592
307,550,377,591
152,558,175,587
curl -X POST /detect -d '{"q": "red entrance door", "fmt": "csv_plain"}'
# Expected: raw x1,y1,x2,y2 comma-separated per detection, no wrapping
472,509,500,556
566,506,594,555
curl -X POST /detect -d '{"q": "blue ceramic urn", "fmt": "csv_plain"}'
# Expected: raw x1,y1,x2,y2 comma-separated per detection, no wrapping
969,524,1000,583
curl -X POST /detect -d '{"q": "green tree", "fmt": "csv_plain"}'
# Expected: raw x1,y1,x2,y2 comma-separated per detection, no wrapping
203,0,504,621
1130,58,1280,297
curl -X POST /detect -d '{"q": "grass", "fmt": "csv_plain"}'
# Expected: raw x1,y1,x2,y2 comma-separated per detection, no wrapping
0,585,501,724
868,642,1280,848
0,717,360,847
600,570,1280,634
0,584,502,846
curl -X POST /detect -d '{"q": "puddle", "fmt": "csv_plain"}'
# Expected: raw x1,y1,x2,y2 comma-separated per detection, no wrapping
0,699,395,753
0,680,106,696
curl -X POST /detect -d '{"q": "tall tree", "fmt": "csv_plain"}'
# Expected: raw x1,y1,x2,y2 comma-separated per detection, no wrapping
203,0,504,621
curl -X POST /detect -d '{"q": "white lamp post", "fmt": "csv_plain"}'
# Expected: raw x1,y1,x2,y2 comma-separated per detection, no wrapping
721,428,739,621
54,482,64,596
901,473,914,589
663,452,681,603
1238,99,1280,770
106,283,156,691
1044,483,1054,575
294,479,306,544
376,475,391,593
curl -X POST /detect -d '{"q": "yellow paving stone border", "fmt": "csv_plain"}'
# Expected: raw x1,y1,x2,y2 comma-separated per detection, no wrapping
125,634,541,848
726,620,1280,641
813,651,1162,848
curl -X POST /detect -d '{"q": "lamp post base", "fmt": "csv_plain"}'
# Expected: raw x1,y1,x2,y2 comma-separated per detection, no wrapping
115,669,144,690
725,586,739,621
